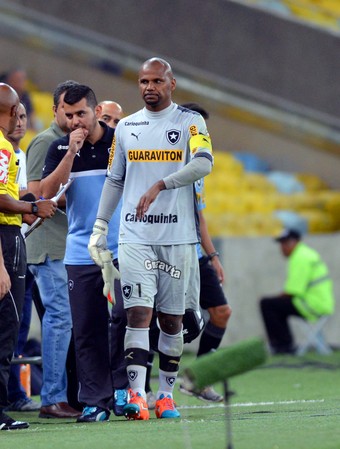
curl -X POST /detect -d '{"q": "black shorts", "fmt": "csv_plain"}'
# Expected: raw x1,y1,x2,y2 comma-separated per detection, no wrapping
199,255,228,309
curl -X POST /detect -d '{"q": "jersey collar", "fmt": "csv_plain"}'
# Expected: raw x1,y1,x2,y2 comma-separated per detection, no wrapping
143,102,177,119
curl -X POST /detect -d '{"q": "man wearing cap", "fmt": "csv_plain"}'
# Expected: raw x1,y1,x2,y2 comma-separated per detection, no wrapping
259,229,335,354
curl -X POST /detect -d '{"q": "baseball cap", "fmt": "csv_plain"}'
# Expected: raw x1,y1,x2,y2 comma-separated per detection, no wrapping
274,229,301,242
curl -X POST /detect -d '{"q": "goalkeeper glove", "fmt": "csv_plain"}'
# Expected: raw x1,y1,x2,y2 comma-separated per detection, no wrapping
100,249,121,305
88,218,109,267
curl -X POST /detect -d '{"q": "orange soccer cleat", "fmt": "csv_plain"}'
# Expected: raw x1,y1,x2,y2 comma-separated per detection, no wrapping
123,389,149,420
155,394,180,419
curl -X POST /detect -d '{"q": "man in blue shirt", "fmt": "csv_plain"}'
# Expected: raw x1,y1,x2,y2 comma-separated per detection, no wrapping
41,84,123,423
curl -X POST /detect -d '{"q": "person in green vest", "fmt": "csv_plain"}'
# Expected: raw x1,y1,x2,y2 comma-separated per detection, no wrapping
260,228,335,354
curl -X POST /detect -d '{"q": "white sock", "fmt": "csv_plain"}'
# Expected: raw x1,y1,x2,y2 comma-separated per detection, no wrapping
124,327,150,399
157,369,179,399
157,328,183,400
127,365,147,400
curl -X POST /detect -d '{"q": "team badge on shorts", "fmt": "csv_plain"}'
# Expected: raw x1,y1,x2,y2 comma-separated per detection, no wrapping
166,129,181,145
68,280,74,291
122,283,133,299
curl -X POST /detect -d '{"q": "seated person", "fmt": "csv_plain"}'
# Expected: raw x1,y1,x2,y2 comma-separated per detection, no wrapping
259,229,335,354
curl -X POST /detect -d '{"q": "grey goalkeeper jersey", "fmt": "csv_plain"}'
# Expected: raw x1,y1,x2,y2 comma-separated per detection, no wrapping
102,102,213,245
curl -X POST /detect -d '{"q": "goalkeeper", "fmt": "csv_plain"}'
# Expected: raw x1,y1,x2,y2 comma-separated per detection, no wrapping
89,58,213,421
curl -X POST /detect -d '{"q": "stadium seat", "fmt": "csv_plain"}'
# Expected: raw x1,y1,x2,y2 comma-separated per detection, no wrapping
245,0,340,32
295,316,333,356
203,148,340,238
295,172,329,191
30,91,54,130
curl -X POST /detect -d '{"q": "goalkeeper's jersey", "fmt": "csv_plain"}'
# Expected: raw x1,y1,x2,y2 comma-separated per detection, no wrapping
109,102,212,245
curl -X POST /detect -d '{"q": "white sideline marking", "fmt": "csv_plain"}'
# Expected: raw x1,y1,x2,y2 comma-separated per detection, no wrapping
232,399,325,407
178,399,325,410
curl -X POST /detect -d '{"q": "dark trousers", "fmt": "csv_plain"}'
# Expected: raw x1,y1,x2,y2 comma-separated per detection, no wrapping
8,268,34,402
0,226,26,410
66,264,126,409
260,295,302,354
109,268,128,390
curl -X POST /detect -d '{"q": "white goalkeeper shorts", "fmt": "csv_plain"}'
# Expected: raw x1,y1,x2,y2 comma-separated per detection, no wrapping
118,242,200,315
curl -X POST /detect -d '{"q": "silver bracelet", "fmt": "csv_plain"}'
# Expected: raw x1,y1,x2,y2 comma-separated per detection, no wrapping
207,251,220,261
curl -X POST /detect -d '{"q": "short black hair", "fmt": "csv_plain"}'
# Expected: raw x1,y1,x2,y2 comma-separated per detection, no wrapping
63,84,97,109
53,80,79,107
181,102,209,120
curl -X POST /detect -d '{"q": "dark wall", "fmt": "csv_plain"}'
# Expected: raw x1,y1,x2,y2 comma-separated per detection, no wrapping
13,0,340,118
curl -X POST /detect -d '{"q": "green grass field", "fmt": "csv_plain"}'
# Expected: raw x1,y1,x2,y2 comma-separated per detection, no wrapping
2,350,340,449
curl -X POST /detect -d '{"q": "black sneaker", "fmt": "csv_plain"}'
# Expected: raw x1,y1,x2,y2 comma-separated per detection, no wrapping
77,406,110,423
0,412,29,430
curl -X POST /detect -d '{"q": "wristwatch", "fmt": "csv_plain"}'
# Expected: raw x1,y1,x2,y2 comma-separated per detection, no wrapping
31,202,38,215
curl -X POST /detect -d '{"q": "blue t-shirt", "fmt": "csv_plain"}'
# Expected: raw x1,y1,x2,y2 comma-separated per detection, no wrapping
42,122,121,264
